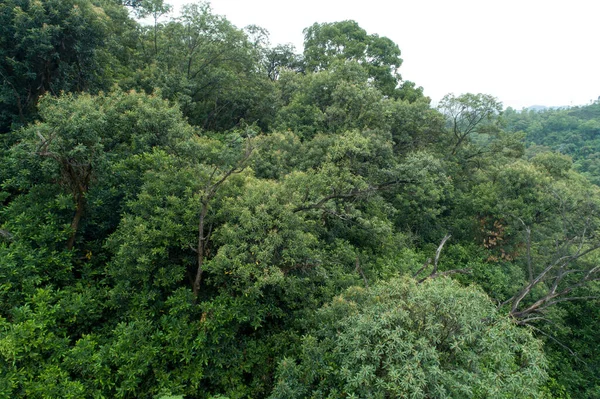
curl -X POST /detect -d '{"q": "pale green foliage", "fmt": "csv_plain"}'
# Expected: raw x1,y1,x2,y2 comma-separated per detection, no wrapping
271,277,547,399
530,152,573,178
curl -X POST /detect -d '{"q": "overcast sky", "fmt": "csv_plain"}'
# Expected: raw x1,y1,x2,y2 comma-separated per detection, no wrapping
166,0,600,109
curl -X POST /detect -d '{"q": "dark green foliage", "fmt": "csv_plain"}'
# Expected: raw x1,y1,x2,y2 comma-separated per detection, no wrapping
121,2,277,132
545,292,600,398
0,0,133,133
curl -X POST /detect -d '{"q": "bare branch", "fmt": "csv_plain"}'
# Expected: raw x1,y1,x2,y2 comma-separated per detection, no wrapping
293,188,369,213
433,234,451,274
542,296,600,308
293,179,411,213
415,235,470,283
36,130,48,144
515,217,533,283
518,316,555,325
505,242,600,315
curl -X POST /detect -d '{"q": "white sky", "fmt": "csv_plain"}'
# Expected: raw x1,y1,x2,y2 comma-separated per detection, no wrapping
166,0,600,109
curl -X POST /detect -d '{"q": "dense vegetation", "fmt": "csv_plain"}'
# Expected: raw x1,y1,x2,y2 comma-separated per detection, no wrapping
505,103,600,185
1,1,599,398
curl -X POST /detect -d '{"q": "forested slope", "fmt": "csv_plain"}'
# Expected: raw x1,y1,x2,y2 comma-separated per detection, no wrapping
505,102,600,184
1,1,599,398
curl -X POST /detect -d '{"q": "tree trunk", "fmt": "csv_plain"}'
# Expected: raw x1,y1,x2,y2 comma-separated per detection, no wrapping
193,202,208,298
67,192,85,250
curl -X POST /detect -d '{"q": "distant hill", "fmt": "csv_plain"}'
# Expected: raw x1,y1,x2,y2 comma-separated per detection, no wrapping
525,105,573,112
526,105,549,111
505,101,600,184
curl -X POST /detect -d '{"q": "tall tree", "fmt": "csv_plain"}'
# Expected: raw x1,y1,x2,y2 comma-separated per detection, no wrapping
438,92,503,155
4,89,192,252
135,0,171,56
303,20,403,96
126,2,276,131
0,0,116,132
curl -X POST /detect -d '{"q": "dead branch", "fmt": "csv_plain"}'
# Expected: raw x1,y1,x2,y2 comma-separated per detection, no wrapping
502,242,600,313
501,217,600,321
421,268,472,283
293,188,373,213
515,217,533,283
433,234,451,274
523,324,583,363
416,234,471,283
413,258,432,279
0,229,13,241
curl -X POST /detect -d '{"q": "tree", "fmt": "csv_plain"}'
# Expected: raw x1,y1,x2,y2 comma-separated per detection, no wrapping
438,93,503,155
0,0,116,132
504,101,600,185
135,0,172,56
190,136,254,298
387,97,445,156
270,277,547,399
264,44,302,81
4,89,192,251
4,6,600,397
105,128,255,303
499,179,600,324
126,2,276,131
450,154,600,326
302,20,403,96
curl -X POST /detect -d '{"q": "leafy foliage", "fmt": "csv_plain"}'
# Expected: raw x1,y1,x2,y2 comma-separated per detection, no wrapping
505,102,600,184
270,277,547,399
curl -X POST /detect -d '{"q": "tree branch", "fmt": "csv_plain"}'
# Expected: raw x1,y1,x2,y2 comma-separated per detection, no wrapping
193,139,254,299
420,267,471,283
355,255,369,288
293,179,411,213
523,323,584,363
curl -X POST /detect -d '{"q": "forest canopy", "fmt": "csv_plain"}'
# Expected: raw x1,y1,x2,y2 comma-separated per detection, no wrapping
1,1,599,398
